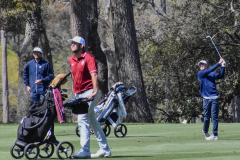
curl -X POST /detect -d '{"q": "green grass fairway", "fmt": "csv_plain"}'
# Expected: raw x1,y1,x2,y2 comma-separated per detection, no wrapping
1,123,240,160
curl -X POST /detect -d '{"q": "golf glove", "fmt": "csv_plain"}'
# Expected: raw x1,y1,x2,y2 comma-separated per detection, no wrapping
221,61,226,67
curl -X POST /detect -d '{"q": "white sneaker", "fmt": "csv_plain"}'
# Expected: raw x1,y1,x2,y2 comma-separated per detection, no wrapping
202,130,210,139
205,134,219,140
91,149,111,158
73,151,91,159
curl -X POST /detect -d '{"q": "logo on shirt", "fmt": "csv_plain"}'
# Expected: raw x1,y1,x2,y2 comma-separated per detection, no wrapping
39,66,41,68
81,61,85,65
72,63,74,66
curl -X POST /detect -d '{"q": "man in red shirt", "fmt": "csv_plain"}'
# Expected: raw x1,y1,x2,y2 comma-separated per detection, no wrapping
68,36,111,159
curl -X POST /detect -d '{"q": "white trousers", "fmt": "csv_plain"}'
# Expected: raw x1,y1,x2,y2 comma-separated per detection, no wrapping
76,89,110,152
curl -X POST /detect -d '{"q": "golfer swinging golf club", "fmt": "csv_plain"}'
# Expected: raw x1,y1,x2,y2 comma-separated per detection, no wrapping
197,57,225,140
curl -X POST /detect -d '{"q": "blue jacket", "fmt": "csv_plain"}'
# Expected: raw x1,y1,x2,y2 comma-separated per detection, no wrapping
23,59,54,94
197,63,225,98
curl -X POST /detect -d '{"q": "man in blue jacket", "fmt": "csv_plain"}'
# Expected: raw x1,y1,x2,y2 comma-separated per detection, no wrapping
23,47,54,103
23,47,60,145
197,58,225,140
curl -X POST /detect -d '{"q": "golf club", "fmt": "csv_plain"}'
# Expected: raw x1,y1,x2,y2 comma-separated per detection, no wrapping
206,36,222,58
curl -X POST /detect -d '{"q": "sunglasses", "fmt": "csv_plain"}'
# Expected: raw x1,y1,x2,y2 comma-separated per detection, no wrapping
71,42,79,45
33,51,42,54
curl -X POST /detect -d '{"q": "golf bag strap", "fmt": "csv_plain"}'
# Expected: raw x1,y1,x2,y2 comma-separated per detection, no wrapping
24,108,49,130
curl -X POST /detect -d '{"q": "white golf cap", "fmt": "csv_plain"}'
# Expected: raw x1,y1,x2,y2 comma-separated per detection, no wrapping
32,47,43,53
68,36,85,47
198,60,207,66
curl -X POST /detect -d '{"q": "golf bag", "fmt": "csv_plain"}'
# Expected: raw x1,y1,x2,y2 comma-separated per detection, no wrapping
74,82,137,138
95,82,137,137
95,82,136,124
17,88,56,144
96,90,118,123
11,72,75,160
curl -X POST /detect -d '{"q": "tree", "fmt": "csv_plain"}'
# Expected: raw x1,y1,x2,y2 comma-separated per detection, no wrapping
110,0,154,122
98,18,118,88
0,1,25,123
1,29,9,123
86,0,109,96
98,0,118,88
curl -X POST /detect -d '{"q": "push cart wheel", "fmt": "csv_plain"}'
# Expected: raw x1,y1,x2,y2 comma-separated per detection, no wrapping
75,125,80,137
114,124,127,138
39,142,54,158
10,143,24,159
56,141,74,159
24,143,40,160
102,124,111,137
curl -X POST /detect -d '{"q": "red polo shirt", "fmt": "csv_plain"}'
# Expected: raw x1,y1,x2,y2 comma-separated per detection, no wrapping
69,52,98,94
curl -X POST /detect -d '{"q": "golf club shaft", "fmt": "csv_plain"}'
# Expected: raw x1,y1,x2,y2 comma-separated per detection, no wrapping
206,36,222,58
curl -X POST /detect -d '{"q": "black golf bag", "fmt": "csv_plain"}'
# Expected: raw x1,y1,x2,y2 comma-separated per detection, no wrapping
11,72,75,160
17,88,56,144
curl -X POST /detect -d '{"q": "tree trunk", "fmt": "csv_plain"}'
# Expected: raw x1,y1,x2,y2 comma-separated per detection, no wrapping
98,18,118,88
70,0,88,42
86,0,108,95
230,98,235,122
1,29,9,123
236,97,240,122
70,0,108,97
39,19,53,71
110,0,154,123
17,0,53,122
233,97,236,122
98,0,119,89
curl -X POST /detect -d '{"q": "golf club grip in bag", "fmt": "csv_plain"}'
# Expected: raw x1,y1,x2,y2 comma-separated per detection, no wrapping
97,91,117,122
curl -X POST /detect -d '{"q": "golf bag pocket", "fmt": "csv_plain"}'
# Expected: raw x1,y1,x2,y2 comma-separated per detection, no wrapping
17,116,41,142
97,91,116,122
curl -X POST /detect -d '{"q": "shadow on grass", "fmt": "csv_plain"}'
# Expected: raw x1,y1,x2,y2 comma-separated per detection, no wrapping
218,139,240,140
55,134,76,136
124,136,164,138
109,156,152,158
41,156,152,160
56,134,164,138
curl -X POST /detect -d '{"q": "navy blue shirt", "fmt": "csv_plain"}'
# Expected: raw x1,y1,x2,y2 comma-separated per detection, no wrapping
197,63,225,98
23,59,54,94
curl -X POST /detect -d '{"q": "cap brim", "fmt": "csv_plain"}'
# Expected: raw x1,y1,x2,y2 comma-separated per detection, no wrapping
32,51,42,53
68,39,81,44
198,63,207,66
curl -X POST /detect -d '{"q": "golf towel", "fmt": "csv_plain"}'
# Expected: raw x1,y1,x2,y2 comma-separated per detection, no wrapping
53,88,66,123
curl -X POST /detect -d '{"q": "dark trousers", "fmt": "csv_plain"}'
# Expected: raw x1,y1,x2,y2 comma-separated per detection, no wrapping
31,92,44,103
203,98,219,136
